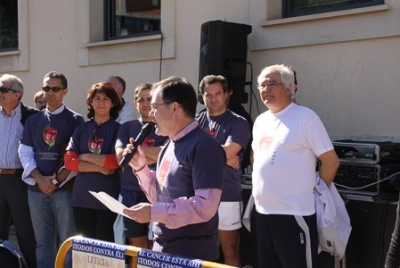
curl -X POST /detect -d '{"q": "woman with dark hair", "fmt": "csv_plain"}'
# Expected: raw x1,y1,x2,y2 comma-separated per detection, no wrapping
64,82,122,241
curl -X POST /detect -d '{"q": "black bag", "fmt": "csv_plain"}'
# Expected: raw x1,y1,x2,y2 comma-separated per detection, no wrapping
0,239,27,268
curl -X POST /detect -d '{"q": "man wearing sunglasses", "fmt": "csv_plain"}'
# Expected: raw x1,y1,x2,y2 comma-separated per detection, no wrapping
18,71,85,268
0,74,38,268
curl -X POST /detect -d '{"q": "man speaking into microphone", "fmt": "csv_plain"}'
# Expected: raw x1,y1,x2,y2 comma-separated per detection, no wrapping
115,83,167,257
122,76,226,262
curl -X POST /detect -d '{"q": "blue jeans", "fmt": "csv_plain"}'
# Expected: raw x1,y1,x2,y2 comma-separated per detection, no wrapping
28,189,75,268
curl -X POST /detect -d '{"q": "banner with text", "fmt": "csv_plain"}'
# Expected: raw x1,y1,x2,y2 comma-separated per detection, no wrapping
72,237,128,268
137,249,204,268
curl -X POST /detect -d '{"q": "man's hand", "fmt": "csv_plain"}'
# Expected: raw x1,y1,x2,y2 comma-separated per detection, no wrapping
36,173,58,195
126,137,147,171
222,142,242,170
227,155,240,170
123,202,152,223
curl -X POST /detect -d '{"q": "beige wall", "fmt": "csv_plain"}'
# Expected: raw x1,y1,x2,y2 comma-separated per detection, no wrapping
249,0,400,141
1,0,399,141
251,37,400,140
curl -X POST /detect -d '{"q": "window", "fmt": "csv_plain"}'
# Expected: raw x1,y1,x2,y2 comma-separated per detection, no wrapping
0,0,18,51
105,0,161,40
0,0,28,72
283,0,385,18
78,0,174,66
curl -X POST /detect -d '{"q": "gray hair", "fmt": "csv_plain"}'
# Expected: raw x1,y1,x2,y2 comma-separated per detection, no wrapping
0,74,24,99
257,64,295,100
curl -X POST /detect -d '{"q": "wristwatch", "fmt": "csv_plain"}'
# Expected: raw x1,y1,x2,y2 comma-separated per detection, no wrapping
51,178,59,186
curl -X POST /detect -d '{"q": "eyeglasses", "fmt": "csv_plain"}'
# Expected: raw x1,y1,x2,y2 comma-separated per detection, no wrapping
257,82,284,91
42,86,65,92
150,102,171,112
0,87,18,93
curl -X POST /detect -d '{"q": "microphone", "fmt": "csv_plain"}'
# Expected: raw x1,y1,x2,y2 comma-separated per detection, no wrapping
119,123,153,168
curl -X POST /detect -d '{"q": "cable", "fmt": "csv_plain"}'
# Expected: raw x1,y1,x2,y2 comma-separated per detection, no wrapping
247,62,253,118
335,171,398,266
246,62,260,116
159,31,164,81
334,171,400,191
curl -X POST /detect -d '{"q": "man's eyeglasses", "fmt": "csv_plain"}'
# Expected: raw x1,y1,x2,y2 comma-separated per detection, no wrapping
150,102,171,112
257,82,283,91
42,86,65,92
0,87,18,93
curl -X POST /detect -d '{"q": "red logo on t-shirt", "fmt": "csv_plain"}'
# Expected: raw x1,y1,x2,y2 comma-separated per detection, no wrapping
259,136,273,150
88,135,104,154
207,129,217,137
143,137,155,147
43,125,58,148
158,159,171,192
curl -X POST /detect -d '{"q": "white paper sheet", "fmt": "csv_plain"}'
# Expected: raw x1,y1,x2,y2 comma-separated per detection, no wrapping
89,191,133,219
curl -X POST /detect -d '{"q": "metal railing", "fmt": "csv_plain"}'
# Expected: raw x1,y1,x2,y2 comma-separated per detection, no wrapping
55,236,236,268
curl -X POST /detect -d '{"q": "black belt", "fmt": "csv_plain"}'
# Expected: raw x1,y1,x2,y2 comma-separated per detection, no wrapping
0,169,23,175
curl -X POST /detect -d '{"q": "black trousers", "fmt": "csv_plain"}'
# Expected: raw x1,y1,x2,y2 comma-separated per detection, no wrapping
73,207,117,243
254,211,318,268
385,196,400,268
0,172,37,268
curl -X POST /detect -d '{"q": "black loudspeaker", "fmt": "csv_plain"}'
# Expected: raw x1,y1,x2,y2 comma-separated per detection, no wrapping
198,20,252,104
345,200,396,268
318,200,397,268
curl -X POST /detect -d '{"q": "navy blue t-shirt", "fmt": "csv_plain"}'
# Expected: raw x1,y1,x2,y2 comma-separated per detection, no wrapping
196,109,250,201
67,119,121,210
115,119,167,192
20,107,85,192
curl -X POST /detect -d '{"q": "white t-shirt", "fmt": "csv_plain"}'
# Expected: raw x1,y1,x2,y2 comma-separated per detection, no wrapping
116,102,138,124
252,103,334,216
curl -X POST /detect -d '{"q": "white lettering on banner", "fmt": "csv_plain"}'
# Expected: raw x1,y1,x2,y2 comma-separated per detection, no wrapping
93,247,115,257
147,251,172,262
73,243,93,253
138,257,161,267
171,257,188,265
187,260,202,268
74,237,127,251
161,263,184,268
138,249,203,268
